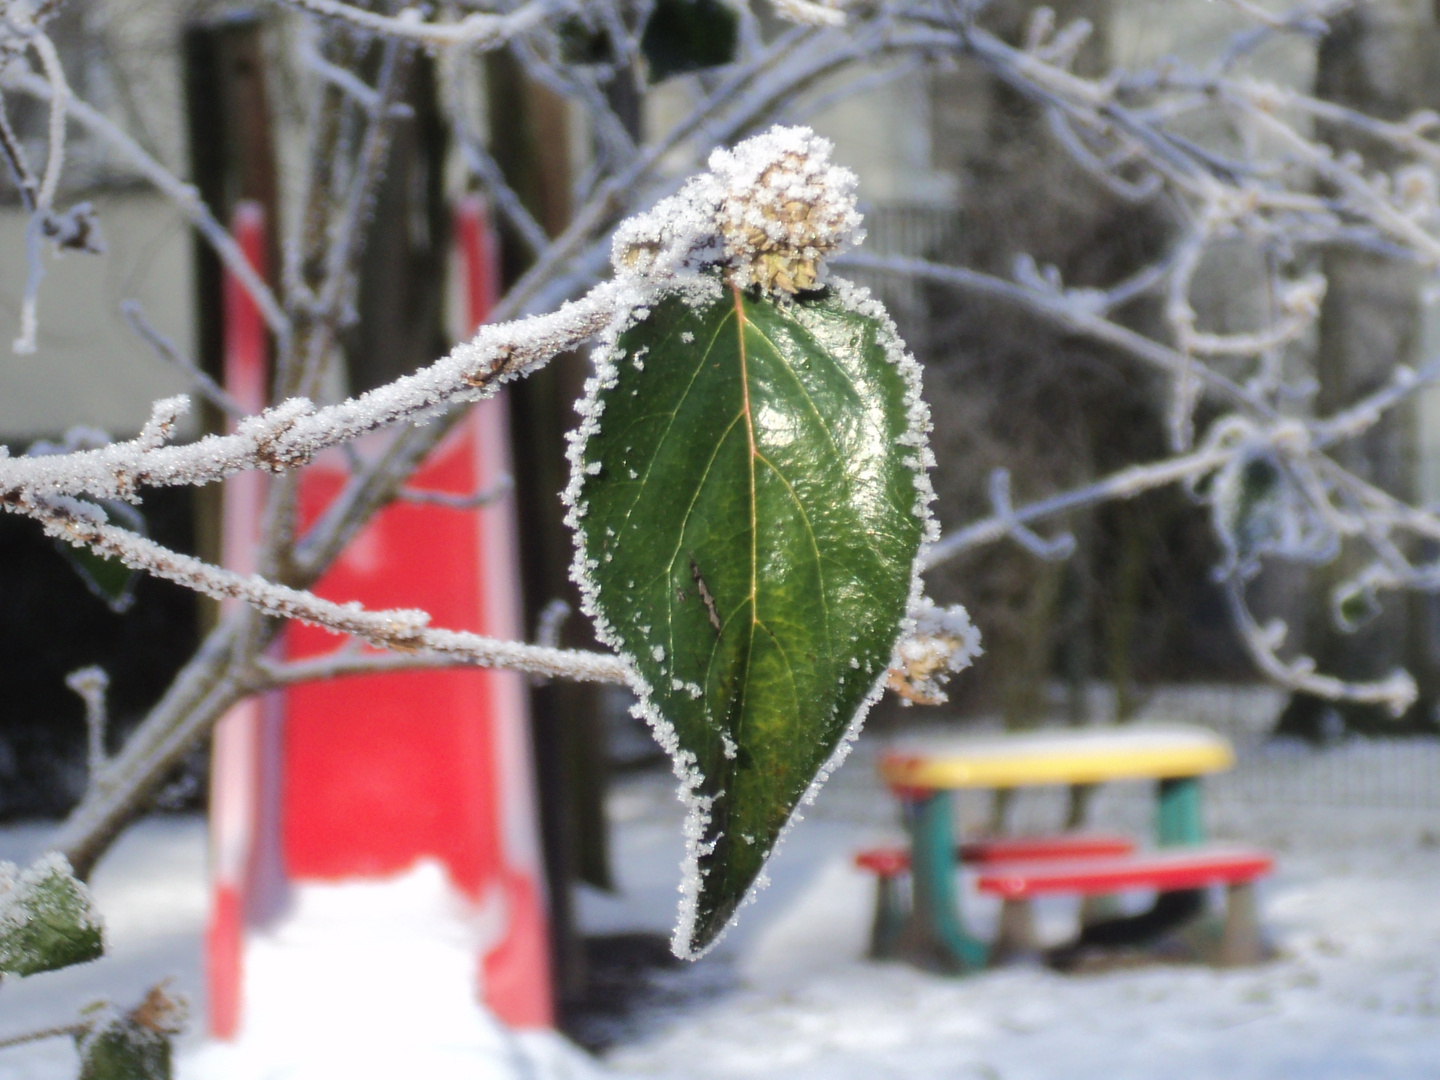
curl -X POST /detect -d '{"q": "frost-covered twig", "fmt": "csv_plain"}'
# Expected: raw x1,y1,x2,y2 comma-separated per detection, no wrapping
397,475,513,510
7,23,68,355
120,301,247,420
23,498,630,685
925,443,1238,568
454,128,551,259
65,666,110,786
248,641,601,688
0,284,622,502
297,31,412,119
0,87,38,212
282,0,553,47
1223,578,1417,714
0,1024,86,1052
837,252,1264,413
536,599,571,650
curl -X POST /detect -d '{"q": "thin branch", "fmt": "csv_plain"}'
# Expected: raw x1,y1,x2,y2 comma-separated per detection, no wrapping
456,131,552,258
120,300,247,420
0,87,38,212
835,252,1267,415
1223,578,1417,714
22,498,630,686
29,30,67,214
282,0,554,47
397,474,513,509
298,33,414,119
65,665,110,784
253,647,483,687
0,282,622,502
0,1025,85,1052
924,442,1236,568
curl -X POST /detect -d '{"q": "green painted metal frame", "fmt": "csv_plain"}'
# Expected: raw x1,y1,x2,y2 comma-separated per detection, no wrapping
897,791,988,972
1156,775,1206,847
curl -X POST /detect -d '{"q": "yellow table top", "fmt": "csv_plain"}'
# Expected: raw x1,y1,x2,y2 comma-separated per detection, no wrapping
880,723,1234,790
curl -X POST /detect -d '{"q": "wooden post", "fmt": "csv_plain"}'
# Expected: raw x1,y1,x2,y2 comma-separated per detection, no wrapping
484,49,612,1011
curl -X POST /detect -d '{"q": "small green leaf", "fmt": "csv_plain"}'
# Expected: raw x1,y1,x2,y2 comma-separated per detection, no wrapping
55,499,145,613
76,1017,171,1080
0,854,105,977
58,545,138,613
1334,580,1382,632
570,280,929,956
641,0,738,83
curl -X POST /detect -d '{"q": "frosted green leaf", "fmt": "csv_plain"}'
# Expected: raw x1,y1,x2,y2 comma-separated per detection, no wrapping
76,1016,171,1080
0,853,104,978
570,279,930,956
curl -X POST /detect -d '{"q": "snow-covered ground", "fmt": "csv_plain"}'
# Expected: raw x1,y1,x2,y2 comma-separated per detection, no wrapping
592,737,1440,1079
2,726,1438,1079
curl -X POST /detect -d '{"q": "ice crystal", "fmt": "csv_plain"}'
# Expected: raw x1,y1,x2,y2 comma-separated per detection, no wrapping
887,599,983,706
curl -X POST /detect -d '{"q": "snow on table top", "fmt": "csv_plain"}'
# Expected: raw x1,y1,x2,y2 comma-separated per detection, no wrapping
881,722,1235,788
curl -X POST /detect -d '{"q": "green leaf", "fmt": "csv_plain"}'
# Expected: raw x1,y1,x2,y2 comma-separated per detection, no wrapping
58,545,138,613
570,280,929,956
641,0,738,83
76,1017,171,1080
0,854,105,977
1333,580,1382,632
55,499,144,613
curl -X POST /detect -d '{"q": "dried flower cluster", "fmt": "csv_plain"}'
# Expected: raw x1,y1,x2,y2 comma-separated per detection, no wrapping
613,126,862,297
711,126,862,294
887,600,983,706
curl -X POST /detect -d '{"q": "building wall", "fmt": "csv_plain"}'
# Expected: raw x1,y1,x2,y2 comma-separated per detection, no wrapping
0,194,196,442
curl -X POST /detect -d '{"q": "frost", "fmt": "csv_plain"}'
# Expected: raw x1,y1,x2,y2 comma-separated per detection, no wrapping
653,644,665,662
887,598,983,706
0,852,105,978
584,460,602,476
680,331,695,344
611,125,862,303
710,126,862,295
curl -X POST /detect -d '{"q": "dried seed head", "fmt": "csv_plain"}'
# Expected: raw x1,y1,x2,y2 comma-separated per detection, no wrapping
710,126,862,295
610,126,863,298
887,600,982,706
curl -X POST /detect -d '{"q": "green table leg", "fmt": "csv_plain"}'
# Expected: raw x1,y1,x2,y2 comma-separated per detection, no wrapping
900,791,988,973
1156,776,1205,847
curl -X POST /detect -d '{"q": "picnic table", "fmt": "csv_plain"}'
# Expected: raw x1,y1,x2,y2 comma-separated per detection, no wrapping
877,723,1237,971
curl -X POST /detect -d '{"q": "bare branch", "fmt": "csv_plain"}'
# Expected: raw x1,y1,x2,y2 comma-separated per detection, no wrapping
281,0,554,47
397,474,513,509
120,300,247,420
0,282,623,502
65,666,110,785
24,499,630,686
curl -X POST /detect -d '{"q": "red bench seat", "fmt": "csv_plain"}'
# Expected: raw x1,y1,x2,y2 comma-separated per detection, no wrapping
854,832,1137,878
975,844,1274,967
975,845,1272,899
854,834,1139,961
959,833,1135,865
